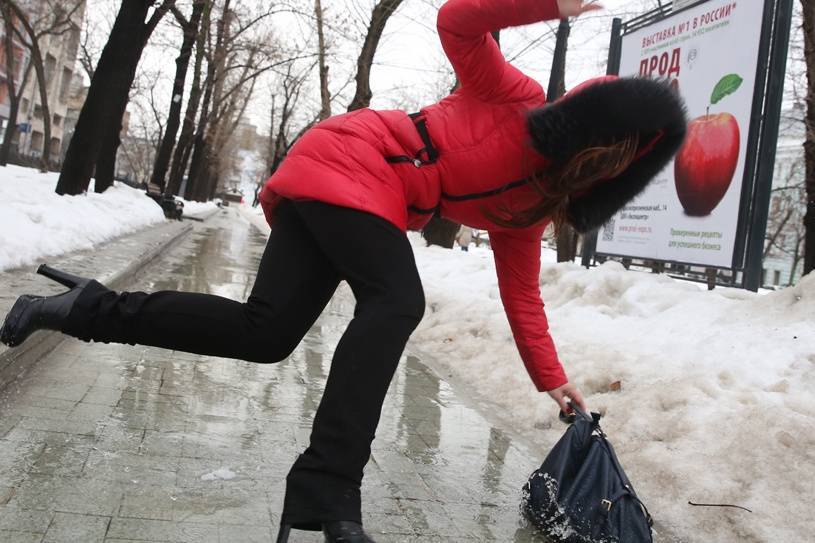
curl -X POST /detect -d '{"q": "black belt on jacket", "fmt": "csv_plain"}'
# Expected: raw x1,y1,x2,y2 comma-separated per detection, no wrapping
386,112,532,217
385,112,439,168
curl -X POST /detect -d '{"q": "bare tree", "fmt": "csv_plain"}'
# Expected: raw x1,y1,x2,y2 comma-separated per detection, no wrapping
184,0,233,200
150,0,207,192
315,0,331,120
183,0,289,201
1,0,84,171
56,0,175,195
166,0,212,196
347,0,404,111
0,2,33,166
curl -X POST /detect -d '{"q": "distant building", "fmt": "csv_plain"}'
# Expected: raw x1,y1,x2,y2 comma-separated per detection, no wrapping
0,0,86,166
762,109,805,287
58,72,88,161
218,118,267,197
0,10,30,141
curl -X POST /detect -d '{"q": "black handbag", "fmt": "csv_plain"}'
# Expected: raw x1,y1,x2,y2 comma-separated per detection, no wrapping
521,405,653,542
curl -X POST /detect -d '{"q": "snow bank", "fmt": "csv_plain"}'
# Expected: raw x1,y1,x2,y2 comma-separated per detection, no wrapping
176,197,218,217
410,233,815,542
0,164,165,272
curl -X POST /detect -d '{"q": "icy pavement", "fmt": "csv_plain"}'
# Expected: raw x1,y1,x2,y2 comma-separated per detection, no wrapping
0,209,549,542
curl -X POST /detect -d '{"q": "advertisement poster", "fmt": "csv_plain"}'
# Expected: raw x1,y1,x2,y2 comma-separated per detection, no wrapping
595,0,765,267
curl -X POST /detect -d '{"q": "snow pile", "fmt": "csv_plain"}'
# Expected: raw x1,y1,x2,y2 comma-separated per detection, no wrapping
0,164,165,272
176,197,218,217
410,233,815,542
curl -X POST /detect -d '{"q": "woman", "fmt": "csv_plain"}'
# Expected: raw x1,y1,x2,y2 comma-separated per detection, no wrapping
0,0,686,541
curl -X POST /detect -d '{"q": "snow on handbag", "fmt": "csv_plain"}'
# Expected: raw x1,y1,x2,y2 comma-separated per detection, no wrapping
521,404,653,542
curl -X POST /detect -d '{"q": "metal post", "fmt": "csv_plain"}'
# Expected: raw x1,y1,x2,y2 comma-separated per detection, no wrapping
732,0,780,272
546,19,571,101
581,17,623,268
743,0,794,291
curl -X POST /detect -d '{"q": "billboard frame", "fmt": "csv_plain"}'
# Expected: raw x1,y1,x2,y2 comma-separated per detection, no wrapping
581,0,794,290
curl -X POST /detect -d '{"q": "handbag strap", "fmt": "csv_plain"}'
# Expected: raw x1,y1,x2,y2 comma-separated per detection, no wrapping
567,402,602,429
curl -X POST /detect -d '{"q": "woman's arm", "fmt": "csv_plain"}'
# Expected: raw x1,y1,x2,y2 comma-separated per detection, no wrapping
489,227,566,390
436,0,561,102
489,227,587,411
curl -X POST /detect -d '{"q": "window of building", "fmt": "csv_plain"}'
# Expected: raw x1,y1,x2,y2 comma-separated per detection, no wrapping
31,130,43,153
60,68,72,102
773,270,781,286
21,97,29,113
66,27,80,61
53,114,62,126
45,54,57,87
33,104,42,119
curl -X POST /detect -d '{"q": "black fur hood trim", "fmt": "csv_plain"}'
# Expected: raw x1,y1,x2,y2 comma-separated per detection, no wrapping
527,77,688,233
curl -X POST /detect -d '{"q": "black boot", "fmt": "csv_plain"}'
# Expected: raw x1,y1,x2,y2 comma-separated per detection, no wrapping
0,265,91,347
275,521,377,543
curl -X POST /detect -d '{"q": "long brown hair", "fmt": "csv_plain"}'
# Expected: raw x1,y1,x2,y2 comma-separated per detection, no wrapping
488,135,641,230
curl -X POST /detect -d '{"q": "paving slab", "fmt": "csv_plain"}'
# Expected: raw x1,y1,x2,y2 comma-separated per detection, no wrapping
0,208,549,542
1,215,194,390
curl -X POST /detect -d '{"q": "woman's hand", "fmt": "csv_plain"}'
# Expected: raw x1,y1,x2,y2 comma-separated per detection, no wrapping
556,0,604,18
547,381,587,414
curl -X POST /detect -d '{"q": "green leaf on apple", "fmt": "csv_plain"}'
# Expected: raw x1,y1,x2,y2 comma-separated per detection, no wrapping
710,74,743,105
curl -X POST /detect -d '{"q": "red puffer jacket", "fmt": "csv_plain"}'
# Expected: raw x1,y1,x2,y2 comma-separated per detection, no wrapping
261,0,568,391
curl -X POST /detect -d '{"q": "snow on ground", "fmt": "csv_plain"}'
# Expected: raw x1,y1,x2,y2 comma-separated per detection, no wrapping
0,164,165,272
176,196,218,217
408,233,814,543
200,467,236,481
238,202,270,233
237,203,812,540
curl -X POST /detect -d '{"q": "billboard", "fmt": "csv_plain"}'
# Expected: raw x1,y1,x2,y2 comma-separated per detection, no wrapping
595,0,765,267
673,0,702,10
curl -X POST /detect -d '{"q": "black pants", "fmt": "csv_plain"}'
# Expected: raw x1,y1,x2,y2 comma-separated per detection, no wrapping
64,200,426,528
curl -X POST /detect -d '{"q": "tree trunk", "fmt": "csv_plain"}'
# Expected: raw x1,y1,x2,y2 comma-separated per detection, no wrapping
166,1,210,196
803,0,815,276
29,35,50,171
791,229,804,283
185,128,208,200
183,0,229,201
546,18,576,262
347,0,404,111
94,118,122,192
422,213,460,248
315,0,331,120
56,0,170,195
151,0,205,192
556,225,579,262
0,6,25,166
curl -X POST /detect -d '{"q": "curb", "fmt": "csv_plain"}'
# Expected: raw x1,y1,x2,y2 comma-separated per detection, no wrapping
0,220,195,393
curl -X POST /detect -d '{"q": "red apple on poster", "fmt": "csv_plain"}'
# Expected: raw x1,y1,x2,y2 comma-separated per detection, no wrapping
674,112,740,216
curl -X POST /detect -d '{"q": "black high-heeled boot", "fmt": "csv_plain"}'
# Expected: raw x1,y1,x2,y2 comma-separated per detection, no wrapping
275,521,377,542
0,264,92,347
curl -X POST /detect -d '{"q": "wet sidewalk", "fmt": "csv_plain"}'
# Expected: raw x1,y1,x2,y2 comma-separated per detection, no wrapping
0,208,546,542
